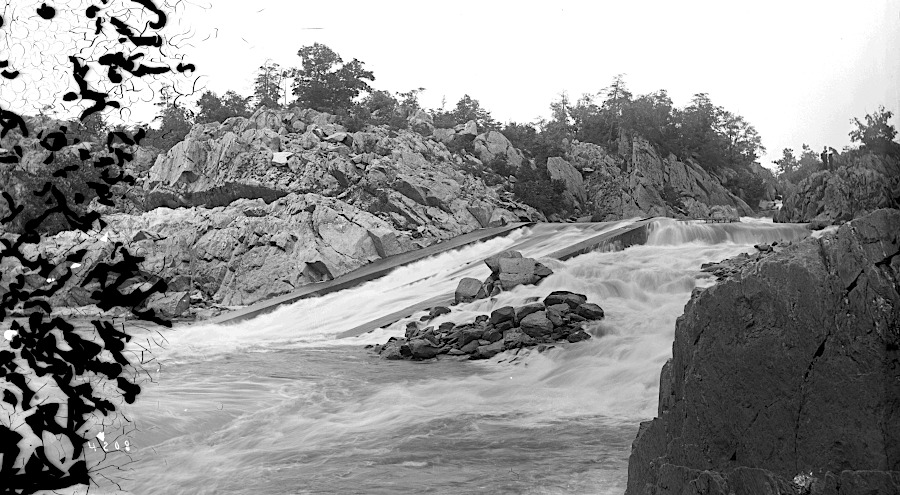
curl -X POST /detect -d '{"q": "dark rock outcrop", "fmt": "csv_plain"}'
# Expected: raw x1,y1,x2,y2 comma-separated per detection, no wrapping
626,208,900,495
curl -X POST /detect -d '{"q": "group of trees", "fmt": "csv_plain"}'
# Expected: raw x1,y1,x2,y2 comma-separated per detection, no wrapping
774,106,900,185
495,76,769,207
531,75,765,176
137,43,509,150
131,43,376,149
132,43,775,211
131,42,900,215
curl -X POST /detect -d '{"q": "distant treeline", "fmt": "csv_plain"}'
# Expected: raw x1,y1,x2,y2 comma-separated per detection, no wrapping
46,43,900,214
774,105,900,185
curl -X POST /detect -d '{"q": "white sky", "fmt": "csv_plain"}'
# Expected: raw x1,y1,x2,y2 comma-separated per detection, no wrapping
182,0,899,169
3,0,899,170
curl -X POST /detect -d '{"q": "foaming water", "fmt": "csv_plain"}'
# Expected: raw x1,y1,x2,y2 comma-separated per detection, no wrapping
646,217,810,245
79,219,805,495
154,221,632,363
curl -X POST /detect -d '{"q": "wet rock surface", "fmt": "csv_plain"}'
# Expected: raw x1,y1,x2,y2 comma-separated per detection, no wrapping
626,208,900,495
372,290,604,361
453,250,554,304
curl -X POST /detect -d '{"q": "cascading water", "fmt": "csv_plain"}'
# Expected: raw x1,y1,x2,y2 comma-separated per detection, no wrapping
74,218,811,495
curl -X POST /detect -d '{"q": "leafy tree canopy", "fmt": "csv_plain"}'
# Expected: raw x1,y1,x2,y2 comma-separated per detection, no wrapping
195,90,251,124
145,84,192,150
254,61,286,109
433,94,498,131
293,43,375,113
850,105,900,158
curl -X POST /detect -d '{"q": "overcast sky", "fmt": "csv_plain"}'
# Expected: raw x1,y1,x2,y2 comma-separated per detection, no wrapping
2,0,898,170
180,0,899,170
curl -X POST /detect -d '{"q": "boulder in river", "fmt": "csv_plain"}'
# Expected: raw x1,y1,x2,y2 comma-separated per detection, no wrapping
455,277,483,303
519,311,553,338
497,257,553,290
485,250,524,274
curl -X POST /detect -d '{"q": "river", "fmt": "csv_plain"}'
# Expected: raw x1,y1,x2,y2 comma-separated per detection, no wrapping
59,218,810,494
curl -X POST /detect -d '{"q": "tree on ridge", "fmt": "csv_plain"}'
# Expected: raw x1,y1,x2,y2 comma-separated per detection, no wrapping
293,43,375,114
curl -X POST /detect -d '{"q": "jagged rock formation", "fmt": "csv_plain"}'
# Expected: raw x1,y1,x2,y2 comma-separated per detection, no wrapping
1,107,552,314
774,155,900,225
626,208,900,495
145,107,544,239
568,136,754,220
0,192,414,313
547,156,587,210
473,130,525,171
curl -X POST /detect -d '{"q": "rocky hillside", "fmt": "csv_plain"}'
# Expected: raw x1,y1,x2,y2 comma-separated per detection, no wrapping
565,134,754,220
626,208,900,495
141,107,542,238
1,105,761,317
775,153,900,226
0,108,547,316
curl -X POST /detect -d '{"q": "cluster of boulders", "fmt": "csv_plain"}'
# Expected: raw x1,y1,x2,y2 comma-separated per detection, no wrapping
372,290,604,361
454,250,554,303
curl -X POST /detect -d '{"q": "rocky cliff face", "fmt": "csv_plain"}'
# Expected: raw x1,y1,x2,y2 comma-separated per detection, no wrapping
626,208,900,495
0,192,415,313
567,136,754,220
144,107,544,239
775,155,900,225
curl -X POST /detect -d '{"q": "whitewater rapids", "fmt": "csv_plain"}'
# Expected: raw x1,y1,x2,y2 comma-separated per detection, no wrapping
68,217,810,494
